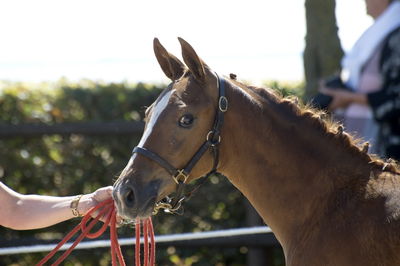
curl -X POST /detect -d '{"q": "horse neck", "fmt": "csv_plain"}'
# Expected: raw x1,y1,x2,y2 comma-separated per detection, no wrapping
218,81,372,247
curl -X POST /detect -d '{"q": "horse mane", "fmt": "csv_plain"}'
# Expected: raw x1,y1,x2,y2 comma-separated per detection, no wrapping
227,76,400,174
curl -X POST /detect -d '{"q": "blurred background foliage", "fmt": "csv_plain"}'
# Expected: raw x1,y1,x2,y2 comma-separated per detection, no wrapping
0,79,300,265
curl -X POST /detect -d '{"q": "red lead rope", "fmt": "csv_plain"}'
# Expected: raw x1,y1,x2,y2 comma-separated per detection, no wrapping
36,199,155,266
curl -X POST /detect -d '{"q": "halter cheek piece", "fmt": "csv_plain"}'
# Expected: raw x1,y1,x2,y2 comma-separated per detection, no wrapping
132,73,228,214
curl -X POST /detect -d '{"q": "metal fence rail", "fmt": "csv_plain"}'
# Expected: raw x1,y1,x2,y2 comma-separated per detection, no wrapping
0,226,278,255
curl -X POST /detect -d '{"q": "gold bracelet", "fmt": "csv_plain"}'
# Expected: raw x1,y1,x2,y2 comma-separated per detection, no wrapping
70,194,84,217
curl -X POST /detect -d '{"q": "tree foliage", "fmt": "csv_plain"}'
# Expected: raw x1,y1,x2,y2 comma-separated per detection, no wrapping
0,81,254,265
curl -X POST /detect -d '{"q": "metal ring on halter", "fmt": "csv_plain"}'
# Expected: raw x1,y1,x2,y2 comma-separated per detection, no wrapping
206,131,221,145
219,96,228,112
152,202,172,215
153,199,183,215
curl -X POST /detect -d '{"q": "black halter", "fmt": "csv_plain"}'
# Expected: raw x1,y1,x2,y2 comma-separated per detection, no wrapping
132,73,228,214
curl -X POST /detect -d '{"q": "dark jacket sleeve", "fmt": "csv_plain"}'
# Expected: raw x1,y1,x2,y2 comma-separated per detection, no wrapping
367,27,400,122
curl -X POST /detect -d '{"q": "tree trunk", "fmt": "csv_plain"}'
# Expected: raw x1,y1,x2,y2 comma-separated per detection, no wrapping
303,0,344,100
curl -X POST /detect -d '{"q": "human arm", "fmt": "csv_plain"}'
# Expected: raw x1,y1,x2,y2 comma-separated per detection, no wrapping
0,182,113,230
319,87,368,110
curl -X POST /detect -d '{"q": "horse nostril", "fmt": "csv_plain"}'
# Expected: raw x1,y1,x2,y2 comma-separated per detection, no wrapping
123,187,135,208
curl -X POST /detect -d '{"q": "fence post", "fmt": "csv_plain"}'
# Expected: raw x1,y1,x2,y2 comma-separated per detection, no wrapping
245,199,273,265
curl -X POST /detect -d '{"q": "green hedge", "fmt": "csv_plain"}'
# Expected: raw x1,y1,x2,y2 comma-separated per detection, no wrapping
0,80,262,266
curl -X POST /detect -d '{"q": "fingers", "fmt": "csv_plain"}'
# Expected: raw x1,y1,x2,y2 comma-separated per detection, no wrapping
74,186,116,223
115,216,123,227
319,87,334,96
93,186,114,202
77,186,113,216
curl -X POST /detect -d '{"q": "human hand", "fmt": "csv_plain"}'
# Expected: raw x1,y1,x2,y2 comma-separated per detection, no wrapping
77,186,120,223
319,87,354,110
319,84,368,111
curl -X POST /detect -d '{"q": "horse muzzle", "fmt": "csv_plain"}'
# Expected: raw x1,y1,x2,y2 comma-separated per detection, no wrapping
113,177,161,220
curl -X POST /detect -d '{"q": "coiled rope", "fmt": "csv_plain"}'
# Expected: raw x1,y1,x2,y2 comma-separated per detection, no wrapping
36,198,155,266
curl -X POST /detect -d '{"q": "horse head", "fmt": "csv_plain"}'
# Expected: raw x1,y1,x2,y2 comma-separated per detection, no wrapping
113,38,225,220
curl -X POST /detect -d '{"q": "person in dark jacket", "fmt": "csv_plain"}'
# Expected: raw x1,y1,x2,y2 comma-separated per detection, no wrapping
319,0,400,160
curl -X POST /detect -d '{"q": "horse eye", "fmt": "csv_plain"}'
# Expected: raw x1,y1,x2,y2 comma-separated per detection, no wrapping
179,114,194,128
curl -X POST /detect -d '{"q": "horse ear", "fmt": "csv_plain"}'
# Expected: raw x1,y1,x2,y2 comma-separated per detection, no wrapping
153,38,185,81
178,37,206,82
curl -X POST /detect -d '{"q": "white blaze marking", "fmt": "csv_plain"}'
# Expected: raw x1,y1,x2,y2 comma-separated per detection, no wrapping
138,89,174,147
123,154,136,172
122,90,173,174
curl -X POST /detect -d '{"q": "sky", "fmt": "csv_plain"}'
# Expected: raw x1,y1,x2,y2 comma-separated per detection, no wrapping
0,0,373,85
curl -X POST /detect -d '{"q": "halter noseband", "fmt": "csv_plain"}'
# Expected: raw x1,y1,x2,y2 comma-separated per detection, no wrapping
132,73,228,214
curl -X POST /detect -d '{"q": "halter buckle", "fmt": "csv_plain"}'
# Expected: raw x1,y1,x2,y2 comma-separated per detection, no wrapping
219,96,228,112
172,169,189,184
206,131,221,145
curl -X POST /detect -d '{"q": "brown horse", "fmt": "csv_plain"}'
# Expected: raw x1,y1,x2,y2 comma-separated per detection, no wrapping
113,38,400,266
